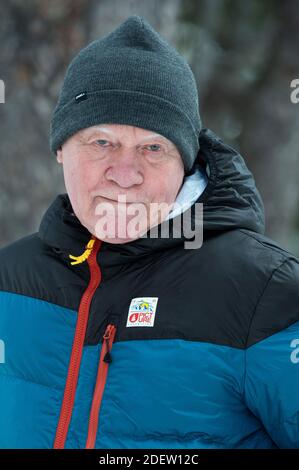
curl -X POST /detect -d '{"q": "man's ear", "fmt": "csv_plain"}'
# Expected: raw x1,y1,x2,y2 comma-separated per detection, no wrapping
56,147,63,163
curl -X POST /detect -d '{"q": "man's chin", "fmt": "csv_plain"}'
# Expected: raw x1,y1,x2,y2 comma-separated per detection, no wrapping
95,226,151,243
93,219,150,244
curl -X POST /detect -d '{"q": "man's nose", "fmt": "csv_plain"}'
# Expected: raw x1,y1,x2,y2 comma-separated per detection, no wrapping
104,148,144,188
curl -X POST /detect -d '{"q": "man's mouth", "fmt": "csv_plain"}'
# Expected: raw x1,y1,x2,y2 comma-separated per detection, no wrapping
96,195,145,204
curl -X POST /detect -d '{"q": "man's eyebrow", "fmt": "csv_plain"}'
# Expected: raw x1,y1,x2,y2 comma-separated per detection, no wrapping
90,127,169,143
92,127,114,135
138,134,169,143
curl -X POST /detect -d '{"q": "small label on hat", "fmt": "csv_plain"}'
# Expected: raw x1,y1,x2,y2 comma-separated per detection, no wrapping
75,91,87,102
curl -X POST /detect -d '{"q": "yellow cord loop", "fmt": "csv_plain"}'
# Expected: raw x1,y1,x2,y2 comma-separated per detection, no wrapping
69,235,96,265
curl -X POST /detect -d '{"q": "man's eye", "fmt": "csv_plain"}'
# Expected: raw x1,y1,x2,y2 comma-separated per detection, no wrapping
95,139,109,146
145,144,162,152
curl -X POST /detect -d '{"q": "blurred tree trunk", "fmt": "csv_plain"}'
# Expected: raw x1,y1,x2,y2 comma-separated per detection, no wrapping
179,0,299,253
0,0,91,242
240,1,299,250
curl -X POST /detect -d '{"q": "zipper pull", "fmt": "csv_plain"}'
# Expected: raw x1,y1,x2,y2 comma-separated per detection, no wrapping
103,324,115,364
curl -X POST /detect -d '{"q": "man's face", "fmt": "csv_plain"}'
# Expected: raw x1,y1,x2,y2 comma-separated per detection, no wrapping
57,124,185,244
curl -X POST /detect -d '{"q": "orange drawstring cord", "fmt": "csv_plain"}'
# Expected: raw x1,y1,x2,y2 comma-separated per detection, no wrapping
69,235,97,265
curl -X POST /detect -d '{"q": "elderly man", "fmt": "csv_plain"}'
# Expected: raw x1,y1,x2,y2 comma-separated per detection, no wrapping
0,15,298,450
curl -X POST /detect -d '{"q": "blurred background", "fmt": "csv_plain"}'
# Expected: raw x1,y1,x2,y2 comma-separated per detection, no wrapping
0,0,299,255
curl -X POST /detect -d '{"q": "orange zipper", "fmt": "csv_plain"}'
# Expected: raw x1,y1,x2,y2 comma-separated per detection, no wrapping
85,323,117,449
53,238,102,449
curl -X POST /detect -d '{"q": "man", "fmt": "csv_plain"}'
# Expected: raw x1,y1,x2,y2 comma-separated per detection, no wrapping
0,15,298,449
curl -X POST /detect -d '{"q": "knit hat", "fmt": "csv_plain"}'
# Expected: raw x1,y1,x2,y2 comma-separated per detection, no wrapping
50,15,202,173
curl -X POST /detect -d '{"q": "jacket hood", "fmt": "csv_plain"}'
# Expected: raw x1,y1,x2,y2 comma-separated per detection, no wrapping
38,128,265,264
198,128,265,234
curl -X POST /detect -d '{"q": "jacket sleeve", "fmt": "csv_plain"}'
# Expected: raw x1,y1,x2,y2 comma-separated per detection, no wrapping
243,256,299,448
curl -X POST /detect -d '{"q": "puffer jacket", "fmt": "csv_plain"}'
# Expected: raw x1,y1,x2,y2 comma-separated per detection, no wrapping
0,128,298,449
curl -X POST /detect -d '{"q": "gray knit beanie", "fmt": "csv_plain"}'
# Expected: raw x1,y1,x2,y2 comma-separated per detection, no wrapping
50,15,201,173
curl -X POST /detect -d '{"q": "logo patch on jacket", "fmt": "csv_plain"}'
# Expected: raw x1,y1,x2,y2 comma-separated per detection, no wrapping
126,297,158,327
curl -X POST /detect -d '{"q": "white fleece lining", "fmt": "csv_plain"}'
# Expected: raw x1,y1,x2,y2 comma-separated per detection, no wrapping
165,163,209,221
